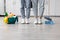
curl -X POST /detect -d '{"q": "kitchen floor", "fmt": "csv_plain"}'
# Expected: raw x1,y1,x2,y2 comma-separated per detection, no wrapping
0,17,60,40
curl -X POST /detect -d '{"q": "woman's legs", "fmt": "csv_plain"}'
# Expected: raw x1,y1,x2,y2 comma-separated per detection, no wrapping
31,0,45,24
31,0,38,23
38,0,45,24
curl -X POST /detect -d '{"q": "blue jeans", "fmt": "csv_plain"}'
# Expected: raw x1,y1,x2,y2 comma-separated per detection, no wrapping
21,0,31,19
31,0,45,18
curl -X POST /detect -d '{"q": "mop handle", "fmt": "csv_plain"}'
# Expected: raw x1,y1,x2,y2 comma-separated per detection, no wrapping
40,0,45,18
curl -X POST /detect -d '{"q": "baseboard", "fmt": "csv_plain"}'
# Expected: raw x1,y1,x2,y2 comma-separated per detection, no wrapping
44,15,60,17
17,15,60,17
0,15,60,17
0,15,5,17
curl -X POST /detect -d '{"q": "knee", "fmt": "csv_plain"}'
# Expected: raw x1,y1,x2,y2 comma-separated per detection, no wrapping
26,6,30,9
21,6,24,9
40,6,44,9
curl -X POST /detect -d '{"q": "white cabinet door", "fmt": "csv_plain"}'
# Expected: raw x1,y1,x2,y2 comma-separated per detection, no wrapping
55,0,60,16
6,0,21,16
6,0,34,16
6,0,49,16
44,0,55,16
6,0,60,16
0,0,4,15
48,0,60,16
49,0,55,16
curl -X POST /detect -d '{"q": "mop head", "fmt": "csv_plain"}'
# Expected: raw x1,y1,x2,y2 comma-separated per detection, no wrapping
44,16,52,21
44,16,54,24
4,12,18,24
45,20,54,25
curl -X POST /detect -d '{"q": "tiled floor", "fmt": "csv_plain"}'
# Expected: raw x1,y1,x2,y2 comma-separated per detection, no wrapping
0,17,60,40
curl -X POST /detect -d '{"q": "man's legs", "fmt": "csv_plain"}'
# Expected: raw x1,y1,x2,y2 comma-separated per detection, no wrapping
21,0,25,23
21,0,25,18
38,0,45,24
31,0,38,24
25,0,31,19
25,0,31,23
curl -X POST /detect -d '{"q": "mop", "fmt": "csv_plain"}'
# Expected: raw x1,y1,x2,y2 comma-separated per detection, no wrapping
40,0,54,24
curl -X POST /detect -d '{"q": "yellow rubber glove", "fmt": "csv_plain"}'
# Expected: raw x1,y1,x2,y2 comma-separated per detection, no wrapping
4,17,8,23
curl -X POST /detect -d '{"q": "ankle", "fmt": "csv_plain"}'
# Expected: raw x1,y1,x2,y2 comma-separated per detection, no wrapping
25,18,30,24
